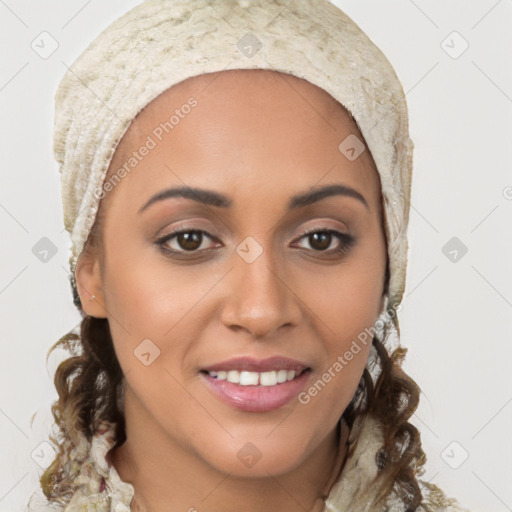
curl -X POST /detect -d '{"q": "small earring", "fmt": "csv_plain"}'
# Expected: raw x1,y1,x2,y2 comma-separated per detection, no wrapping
90,295,96,300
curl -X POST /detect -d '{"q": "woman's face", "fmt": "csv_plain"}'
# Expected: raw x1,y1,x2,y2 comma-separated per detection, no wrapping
77,69,387,478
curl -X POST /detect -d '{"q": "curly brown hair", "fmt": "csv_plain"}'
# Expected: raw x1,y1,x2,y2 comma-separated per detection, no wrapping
38,292,427,508
345,333,428,510
39,317,428,510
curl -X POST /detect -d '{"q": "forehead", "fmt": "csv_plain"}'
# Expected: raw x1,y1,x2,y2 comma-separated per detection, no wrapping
117,69,366,156
132,69,358,138
101,69,381,212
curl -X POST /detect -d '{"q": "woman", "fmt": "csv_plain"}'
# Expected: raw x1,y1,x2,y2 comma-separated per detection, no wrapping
26,0,470,510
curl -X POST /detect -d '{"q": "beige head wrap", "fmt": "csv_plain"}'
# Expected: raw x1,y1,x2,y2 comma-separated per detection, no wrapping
54,0,413,321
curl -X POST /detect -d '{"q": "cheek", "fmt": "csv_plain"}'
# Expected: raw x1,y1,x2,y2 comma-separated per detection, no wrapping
302,246,385,341
297,233,384,407
300,343,371,410
297,287,375,426
101,230,201,332
100,236,226,381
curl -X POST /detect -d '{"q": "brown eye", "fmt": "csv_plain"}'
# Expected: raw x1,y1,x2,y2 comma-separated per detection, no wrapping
156,229,217,254
308,232,331,251
295,229,355,255
176,231,203,251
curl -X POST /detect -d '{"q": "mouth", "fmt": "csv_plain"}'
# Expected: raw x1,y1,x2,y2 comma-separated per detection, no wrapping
201,368,308,386
199,356,312,412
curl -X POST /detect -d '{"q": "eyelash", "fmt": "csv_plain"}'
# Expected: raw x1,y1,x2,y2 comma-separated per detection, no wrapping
155,225,355,258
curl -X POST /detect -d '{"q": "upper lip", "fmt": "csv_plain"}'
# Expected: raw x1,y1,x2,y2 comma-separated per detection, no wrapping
201,356,310,373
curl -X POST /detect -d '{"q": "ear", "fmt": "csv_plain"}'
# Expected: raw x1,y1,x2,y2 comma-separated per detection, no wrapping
75,249,107,318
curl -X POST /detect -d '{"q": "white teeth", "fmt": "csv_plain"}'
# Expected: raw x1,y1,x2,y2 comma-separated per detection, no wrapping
239,371,259,385
260,371,277,386
207,369,300,386
276,369,288,383
227,370,240,384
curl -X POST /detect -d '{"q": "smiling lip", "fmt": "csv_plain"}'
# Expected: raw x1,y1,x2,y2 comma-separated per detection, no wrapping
201,356,309,373
200,356,311,413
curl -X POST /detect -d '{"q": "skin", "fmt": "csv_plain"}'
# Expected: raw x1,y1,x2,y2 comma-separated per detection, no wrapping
76,69,387,512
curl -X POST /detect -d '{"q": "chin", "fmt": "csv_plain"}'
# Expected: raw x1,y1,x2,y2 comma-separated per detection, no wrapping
194,430,315,479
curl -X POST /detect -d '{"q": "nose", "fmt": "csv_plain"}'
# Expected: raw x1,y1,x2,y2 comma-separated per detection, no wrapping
220,247,302,339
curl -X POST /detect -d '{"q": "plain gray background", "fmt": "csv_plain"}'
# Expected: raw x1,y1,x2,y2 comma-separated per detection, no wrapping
1,1,511,511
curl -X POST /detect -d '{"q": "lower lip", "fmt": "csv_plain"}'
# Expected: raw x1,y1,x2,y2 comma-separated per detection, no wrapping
200,370,311,412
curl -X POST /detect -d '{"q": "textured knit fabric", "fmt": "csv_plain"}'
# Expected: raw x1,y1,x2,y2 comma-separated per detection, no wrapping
54,0,413,312
25,414,471,512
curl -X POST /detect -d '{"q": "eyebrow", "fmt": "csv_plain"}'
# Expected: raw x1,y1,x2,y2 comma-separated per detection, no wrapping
137,183,369,214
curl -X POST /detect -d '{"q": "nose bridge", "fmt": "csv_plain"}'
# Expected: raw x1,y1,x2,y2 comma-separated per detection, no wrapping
220,236,300,338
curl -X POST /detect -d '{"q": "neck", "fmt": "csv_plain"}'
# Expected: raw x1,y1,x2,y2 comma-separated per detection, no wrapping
110,386,349,512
